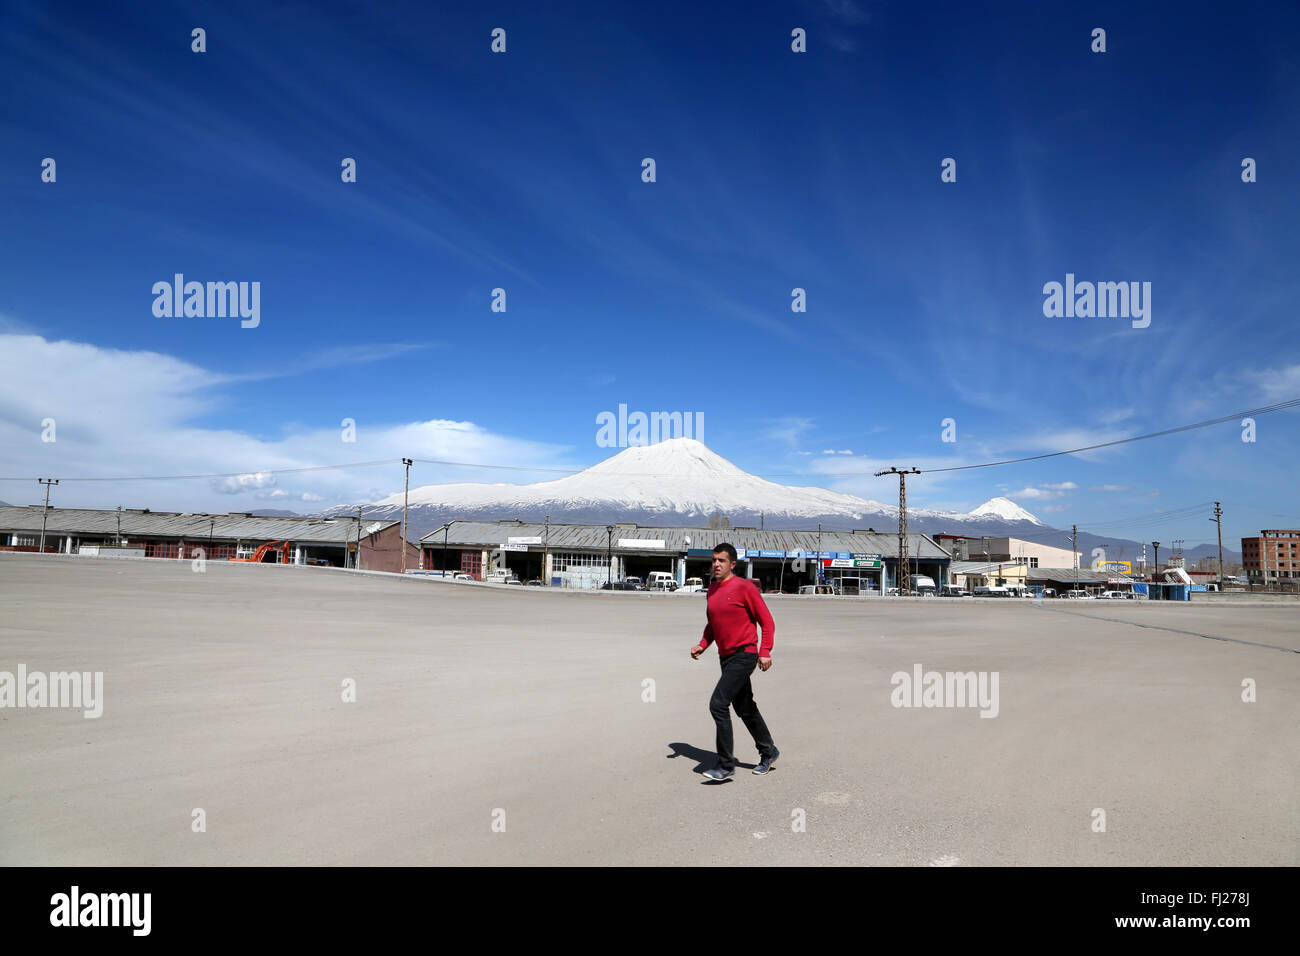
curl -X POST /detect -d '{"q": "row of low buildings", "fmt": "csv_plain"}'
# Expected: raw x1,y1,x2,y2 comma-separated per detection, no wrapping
417,520,949,593
3,503,1290,595
0,505,421,572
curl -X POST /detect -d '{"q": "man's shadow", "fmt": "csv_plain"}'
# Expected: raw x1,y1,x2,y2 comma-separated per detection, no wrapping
667,742,755,781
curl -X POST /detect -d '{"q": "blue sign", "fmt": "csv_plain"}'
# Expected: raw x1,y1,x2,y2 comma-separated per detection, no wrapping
758,550,785,558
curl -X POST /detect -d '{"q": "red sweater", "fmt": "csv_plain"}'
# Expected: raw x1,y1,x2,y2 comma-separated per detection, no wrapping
698,576,775,658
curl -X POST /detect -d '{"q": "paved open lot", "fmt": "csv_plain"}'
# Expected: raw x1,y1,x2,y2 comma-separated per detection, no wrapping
1,553,1296,866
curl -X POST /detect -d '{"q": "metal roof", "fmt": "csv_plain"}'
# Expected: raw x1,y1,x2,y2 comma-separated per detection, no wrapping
1025,568,1134,584
0,505,397,544
418,520,949,558
950,561,1017,574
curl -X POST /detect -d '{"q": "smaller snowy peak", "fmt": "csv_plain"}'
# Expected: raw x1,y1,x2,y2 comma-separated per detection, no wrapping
965,497,1043,525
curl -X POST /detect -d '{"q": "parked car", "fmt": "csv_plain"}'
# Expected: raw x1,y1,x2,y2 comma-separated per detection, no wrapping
798,584,835,595
485,570,520,585
677,576,706,593
647,571,678,591
912,575,938,596
941,584,966,597
1097,590,1126,600
886,586,901,596
1064,589,1093,599
974,585,1011,597
525,579,545,586
601,578,646,591
453,572,475,581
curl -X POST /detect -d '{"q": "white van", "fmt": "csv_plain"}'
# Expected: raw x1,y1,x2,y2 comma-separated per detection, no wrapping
912,575,937,596
647,571,677,591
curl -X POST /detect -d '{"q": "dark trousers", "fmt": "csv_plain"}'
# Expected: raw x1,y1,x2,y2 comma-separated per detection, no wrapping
709,650,776,771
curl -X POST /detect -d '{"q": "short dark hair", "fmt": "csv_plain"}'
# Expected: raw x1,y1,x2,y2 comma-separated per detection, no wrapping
712,543,737,562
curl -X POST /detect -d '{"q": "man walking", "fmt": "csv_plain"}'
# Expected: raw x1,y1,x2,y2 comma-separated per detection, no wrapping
691,543,779,782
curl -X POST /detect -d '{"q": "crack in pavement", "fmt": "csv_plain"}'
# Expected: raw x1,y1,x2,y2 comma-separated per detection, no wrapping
1035,605,1300,655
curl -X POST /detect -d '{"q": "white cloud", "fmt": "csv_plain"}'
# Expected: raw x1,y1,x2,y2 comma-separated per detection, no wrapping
1247,363,1300,403
0,332,576,513
1004,483,1077,501
1091,484,1130,492
213,472,277,495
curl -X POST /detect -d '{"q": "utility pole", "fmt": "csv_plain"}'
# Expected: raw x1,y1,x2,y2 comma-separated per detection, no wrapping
401,458,413,574
543,515,550,586
1072,524,1079,593
1210,502,1224,590
356,506,363,570
876,468,919,595
116,505,123,547
37,479,58,553
443,523,450,578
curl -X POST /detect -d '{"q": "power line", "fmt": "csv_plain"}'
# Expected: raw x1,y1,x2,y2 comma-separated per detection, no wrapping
921,398,1300,474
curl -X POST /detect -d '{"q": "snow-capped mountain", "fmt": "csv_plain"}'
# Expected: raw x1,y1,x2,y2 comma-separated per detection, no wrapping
964,496,1045,525
322,438,1046,541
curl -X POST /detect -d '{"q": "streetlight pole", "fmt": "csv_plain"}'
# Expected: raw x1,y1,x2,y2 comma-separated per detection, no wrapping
401,458,413,574
544,514,550,586
606,525,615,589
443,523,450,577
817,522,823,586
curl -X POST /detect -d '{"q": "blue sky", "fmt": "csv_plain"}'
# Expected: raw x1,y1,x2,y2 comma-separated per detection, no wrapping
1,0,1297,547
